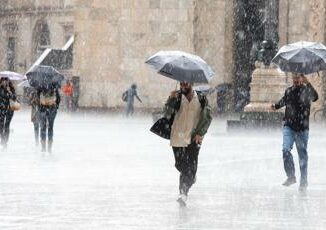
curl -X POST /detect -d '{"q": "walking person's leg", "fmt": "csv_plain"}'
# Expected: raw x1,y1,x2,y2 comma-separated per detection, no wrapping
40,110,47,152
173,146,188,205
47,108,57,153
0,110,6,146
180,142,200,195
282,126,296,186
34,122,40,145
294,130,309,188
173,143,200,206
3,110,14,147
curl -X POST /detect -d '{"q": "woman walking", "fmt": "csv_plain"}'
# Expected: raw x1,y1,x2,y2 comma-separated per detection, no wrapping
0,78,17,149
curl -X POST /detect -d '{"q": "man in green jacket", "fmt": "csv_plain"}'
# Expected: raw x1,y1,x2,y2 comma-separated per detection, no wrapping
164,81,212,206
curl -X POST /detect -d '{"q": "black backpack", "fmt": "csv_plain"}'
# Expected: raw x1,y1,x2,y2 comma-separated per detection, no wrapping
121,90,128,102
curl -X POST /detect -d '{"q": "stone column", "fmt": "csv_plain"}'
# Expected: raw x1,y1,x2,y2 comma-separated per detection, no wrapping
244,62,287,113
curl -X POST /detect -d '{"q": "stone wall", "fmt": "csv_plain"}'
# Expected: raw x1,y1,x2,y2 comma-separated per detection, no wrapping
73,0,195,108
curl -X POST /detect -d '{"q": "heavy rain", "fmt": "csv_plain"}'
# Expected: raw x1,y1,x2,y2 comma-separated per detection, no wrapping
0,1,326,229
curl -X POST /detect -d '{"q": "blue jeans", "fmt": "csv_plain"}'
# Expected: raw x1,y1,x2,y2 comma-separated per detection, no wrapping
282,126,309,184
40,107,57,141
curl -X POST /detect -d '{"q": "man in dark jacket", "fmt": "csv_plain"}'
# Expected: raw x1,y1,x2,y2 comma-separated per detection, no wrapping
164,81,212,206
272,73,318,191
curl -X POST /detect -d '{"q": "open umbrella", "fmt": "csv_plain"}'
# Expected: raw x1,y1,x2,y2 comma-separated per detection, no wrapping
26,65,65,89
272,41,326,74
0,71,26,81
145,51,215,83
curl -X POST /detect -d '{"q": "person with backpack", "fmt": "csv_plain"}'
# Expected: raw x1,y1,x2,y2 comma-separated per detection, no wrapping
0,78,17,149
37,85,60,153
163,81,212,206
123,83,142,116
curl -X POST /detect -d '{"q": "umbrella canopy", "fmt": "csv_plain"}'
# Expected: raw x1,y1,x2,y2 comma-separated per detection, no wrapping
26,65,65,89
145,51,215,83
0,71,26,81
272,41,326,74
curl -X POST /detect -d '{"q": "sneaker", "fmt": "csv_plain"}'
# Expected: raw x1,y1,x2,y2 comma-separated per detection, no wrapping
282,177,296,186
176,194,187,207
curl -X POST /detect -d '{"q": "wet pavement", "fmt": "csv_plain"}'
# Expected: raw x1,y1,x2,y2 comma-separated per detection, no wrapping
0,111,326,229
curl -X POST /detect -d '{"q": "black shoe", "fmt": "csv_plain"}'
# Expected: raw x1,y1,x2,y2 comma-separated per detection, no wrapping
282,177,296,186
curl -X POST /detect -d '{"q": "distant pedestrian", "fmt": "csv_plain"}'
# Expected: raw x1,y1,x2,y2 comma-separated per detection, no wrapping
28,89,40,146
38,85,61,153
62,80,73,112
272,73,318,191
0,78,17,149
164,81,212,206
123,84,142,116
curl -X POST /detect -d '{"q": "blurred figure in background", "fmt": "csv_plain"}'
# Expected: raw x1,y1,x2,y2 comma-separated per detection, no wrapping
62,80,73,112
0,78,17,149
123,83,142,117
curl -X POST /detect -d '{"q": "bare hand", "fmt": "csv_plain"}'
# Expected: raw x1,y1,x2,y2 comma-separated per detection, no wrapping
193,135,203,145
170,90,178,98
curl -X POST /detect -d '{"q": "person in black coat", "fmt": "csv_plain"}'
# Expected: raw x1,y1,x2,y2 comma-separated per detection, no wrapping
0,78,16,149
272,73,318,191
37,85,60,153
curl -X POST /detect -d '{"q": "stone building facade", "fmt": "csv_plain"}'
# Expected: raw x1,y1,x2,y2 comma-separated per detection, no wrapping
0,0,325,110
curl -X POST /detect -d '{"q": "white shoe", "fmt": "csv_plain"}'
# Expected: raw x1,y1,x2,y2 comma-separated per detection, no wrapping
176,194,187,206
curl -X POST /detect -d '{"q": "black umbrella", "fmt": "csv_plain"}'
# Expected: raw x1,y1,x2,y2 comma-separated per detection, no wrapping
145,51,215,83
272,41,326,74
26,65,65,89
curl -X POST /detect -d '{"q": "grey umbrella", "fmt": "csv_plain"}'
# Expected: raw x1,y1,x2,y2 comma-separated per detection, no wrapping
145,51,215,83
272,41,326,74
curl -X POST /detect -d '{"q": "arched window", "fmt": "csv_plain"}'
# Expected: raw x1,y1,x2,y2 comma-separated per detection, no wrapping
33,21,51,59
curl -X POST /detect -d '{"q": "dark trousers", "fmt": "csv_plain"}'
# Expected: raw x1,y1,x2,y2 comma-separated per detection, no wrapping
34,122,40,142
172,142,200,195
0,109,14,145
40,107,57,141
